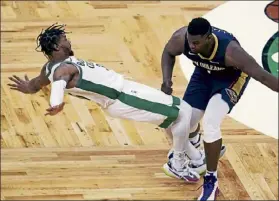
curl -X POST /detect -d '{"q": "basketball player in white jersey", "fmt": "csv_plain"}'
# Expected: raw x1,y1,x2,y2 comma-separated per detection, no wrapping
7,23,211,183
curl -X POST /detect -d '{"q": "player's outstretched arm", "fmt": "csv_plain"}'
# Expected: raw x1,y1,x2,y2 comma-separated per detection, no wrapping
161,27,185,95
225,41,279,92
45,63,74,116
8,64,50,94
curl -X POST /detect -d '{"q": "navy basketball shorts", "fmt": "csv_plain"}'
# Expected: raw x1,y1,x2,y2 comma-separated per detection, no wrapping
183,67,250,113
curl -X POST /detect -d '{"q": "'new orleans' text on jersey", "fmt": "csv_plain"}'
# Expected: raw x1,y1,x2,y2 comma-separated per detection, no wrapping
192,61,225,71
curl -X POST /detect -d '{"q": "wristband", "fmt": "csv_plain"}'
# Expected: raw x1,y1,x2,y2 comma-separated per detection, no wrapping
50,80,67,107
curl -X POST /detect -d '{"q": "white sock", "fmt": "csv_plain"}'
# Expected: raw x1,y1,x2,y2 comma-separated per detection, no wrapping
205,170,217,177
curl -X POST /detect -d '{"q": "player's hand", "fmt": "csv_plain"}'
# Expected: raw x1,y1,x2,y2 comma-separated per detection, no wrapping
161,80,173,95
7,75,31,94
45,102,65,116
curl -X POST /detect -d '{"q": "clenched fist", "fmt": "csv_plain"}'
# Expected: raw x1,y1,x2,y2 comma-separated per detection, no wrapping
161,80,173,95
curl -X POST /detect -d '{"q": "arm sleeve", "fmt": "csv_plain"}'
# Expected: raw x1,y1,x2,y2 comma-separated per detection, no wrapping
49,80,67,107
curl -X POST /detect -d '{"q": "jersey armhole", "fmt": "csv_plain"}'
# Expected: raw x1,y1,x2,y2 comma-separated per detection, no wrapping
45,62,52,78
63,61,81,74
62,61,83,87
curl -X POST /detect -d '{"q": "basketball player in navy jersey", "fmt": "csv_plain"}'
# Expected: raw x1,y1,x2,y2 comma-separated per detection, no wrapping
161,17,278,200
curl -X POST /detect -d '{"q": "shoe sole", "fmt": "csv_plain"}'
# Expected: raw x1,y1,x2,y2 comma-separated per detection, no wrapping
162,164,199,183
197,187,219,200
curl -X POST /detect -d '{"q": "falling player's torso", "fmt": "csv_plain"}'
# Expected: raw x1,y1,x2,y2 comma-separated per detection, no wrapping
45,56,125,108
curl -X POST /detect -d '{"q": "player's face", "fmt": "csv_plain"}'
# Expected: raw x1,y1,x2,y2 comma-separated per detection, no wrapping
187,32,210,54
58,34,74,56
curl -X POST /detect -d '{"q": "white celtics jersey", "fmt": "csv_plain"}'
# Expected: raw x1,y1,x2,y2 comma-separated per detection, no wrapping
45,56,125,108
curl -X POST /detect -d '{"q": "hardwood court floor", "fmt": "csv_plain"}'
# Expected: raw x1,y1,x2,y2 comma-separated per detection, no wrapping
1,1,278,200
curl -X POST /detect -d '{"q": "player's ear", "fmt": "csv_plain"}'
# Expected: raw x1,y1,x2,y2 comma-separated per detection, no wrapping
53,43,59,51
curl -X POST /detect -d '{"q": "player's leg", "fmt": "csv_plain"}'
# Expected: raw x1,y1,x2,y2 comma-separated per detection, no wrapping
165,68,209,176
202,72,250,174
166,106,205,160
167,107,204,161
167,67,208,159
198,72,250,201
163,100,203,181
106,80,201,182
107,79,180,126
178,101,206,174
167,115,226,167
182,67,208,148
165,108,203,148
187,108,226,158
180,106,207,175
163,67,208,152
165,66,208,146
166,111,204,148
197,93,229,200
183,67,228,156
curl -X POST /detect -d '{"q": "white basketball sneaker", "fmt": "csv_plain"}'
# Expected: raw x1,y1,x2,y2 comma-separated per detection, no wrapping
167,145,226,160
187,150,206,175
162,152,200,183
167,140,227,163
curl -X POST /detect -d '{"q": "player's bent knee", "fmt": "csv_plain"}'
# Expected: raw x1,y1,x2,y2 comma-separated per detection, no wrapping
202,119,222,143
201,94,229,143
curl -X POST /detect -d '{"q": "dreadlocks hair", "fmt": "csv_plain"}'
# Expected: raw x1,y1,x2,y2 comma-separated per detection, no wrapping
188,17,212,36
35,23,69,56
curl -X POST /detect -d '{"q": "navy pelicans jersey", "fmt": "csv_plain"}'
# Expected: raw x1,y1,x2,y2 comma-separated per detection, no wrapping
183,27,240,75
182,26,251,112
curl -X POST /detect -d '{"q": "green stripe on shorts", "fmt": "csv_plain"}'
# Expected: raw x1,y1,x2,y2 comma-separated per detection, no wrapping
75,74,180,128
159,96,180,128
118,93,180,128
